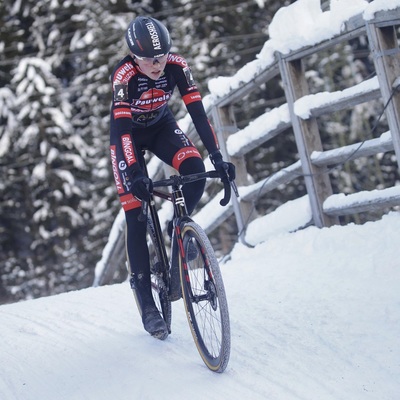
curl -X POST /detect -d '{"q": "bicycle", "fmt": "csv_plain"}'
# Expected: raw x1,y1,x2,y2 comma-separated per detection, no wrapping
126,151,237,373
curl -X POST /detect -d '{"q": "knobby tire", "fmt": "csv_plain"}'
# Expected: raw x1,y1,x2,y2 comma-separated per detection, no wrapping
179,221,231,373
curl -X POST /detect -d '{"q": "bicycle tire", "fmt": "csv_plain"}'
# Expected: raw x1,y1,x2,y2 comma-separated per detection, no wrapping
179,221,231,373
130,216,172,334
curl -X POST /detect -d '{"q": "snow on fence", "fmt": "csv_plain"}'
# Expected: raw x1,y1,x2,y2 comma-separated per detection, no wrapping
94,0,400,286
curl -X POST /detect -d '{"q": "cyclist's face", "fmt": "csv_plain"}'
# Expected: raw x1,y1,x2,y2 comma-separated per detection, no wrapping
134,54,169,81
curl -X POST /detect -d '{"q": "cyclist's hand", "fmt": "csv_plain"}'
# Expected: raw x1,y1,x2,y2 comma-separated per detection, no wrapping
210,151,236,182
130,170,153,201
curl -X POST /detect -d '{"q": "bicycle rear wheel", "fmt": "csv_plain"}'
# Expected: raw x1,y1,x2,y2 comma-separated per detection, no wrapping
179,221,231,373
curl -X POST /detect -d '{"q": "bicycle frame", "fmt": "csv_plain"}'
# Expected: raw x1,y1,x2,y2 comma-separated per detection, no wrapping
137,148,238,278
143,172,202,270
134,153,235,372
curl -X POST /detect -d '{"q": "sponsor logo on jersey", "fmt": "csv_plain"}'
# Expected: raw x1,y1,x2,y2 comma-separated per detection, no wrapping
174,128,191,146
167,54,188,68
114,62,136,83
110,146,124,194
113,108,131,119
121,170,132,192
176,148,201,160
172,147,201,170
182,92,202,105
121,134,136,166
134,112,159,123
132,88,171,111
114,101,130,106
120,193,141,211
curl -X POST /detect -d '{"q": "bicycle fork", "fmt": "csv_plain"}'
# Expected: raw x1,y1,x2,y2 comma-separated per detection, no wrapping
170,187,214,305
170,186,190,278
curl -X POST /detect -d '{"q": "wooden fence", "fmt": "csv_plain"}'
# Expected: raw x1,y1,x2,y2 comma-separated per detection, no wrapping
93,4,400,286
211,5,400,236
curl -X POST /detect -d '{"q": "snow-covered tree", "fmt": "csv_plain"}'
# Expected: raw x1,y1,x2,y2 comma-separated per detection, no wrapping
0,56,94,300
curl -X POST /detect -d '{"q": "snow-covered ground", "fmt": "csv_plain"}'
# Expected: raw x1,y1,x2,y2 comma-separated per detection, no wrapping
2,1,400,399
1,211,399,400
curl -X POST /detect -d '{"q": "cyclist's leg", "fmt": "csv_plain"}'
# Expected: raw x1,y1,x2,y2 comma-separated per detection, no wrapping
110,132,168,338
150,118,206,215
124,207,150,299
125,208,169,339
150,120,205,300
178,156,206,214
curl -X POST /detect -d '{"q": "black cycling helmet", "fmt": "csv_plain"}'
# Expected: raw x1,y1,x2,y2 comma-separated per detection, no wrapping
125,16,172,58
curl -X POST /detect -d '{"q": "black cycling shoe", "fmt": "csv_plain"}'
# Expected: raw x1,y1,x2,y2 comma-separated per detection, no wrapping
142,305,168,340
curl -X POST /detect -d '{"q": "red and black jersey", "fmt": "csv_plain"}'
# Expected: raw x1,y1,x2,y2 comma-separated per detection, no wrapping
110,53,220,172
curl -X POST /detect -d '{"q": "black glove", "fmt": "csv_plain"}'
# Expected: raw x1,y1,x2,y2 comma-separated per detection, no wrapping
210,151,236,181
130,170,153,201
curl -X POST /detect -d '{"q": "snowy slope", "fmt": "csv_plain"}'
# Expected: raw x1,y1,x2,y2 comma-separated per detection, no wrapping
2,1,400,399
1,212,399,400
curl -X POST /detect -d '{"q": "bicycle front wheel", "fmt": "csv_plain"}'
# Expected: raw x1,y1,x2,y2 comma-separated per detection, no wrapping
179,222,231,373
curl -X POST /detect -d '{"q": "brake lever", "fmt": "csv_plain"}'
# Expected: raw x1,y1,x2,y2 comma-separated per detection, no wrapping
218,163,239,206
219,178,231,206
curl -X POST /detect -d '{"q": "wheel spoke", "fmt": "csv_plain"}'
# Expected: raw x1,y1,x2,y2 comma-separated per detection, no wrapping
180,222,230,372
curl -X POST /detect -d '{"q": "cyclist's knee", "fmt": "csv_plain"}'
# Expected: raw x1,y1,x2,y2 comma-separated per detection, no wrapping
179,158,206,214
179,156,205,175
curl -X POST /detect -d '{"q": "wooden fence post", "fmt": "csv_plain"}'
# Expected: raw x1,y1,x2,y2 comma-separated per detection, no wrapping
278,55,338,228
211,105,255,243
367,16,400,169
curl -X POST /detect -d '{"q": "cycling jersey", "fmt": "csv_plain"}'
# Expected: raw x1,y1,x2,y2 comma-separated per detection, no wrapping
110,53,220,176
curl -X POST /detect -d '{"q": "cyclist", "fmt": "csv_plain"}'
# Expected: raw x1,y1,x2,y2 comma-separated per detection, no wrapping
109,16,235,339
